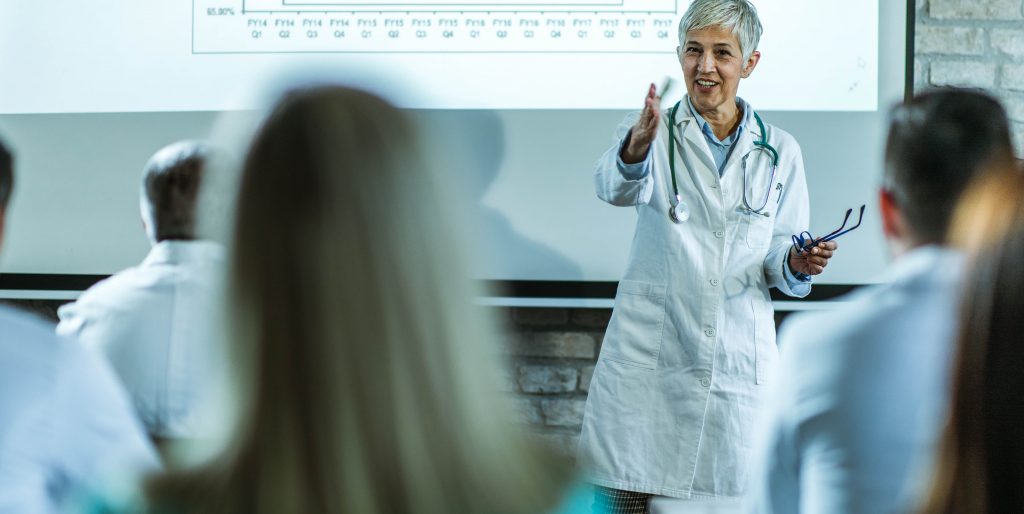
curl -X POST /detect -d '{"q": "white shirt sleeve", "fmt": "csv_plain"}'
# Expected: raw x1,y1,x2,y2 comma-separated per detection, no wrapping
763,138,811,298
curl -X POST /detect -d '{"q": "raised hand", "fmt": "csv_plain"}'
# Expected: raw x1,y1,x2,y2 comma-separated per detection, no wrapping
620,83,662,164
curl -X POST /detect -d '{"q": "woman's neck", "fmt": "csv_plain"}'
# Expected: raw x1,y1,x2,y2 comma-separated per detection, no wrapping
699,101,742,141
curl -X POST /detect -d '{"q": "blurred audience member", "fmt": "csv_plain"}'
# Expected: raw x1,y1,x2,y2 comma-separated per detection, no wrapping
917,163,1024,514
57,141,224,443
747,89,1016,514
117,86,574,514
0,136,158,513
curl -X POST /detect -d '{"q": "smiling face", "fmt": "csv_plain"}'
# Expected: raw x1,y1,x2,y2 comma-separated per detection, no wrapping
679,25,760,116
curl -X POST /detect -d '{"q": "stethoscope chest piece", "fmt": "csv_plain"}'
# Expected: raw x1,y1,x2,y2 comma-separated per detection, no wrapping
669,195,690,223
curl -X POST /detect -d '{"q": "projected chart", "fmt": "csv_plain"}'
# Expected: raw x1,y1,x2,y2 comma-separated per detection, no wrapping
193,0,683,53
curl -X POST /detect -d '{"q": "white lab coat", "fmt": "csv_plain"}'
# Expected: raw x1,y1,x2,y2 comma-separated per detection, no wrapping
578,101,811,499
57,240,224,438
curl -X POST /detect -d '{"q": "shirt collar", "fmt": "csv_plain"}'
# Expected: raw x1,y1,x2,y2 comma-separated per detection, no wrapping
880,245,963,287
685,96,749,145
142,240,224,267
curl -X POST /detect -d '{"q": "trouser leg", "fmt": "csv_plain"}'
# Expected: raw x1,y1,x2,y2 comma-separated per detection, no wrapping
592,486,653,514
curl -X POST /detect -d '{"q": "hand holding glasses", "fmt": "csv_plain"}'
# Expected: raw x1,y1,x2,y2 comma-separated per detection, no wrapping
791,205,866,256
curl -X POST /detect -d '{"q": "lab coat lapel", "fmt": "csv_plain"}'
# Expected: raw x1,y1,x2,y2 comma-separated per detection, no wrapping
672,106,717,177
669,106,722,221
725,109,758,178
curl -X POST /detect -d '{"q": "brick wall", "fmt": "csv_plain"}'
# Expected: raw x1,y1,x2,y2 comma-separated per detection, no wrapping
915,0,1024,155
498,308,608,457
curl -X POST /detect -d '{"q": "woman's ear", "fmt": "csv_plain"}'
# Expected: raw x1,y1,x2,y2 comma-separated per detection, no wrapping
741,50,761,78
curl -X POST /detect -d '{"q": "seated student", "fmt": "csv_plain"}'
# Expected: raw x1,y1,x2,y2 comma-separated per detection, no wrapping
57,141,224,442
103,86,576,514
917,163,1024,514
747,89,1017,514
0,136,158,513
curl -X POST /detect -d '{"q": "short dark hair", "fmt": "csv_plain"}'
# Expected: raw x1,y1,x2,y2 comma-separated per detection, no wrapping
0,136,12,211
142,141,212,241
884,88,1015,245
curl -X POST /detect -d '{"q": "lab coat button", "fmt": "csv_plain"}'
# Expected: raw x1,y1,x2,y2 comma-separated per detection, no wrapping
700,377,711,387
704,328,716,337
714,230,724,238
710,278,720,287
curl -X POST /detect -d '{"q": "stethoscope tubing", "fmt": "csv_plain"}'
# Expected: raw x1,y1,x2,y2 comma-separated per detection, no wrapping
666,100,780,222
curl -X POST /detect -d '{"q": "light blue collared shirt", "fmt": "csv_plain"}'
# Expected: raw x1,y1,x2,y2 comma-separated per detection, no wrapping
687,96,749,176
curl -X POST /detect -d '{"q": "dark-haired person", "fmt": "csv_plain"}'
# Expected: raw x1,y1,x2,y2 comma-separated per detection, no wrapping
747,89,1017,514
917,162,1024,514
57,141,224,444
0,136,158,512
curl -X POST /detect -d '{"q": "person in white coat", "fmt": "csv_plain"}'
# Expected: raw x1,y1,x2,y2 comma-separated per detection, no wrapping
577,1,838,511
57,141,224,443
0,137,159,513
747,90,1018,514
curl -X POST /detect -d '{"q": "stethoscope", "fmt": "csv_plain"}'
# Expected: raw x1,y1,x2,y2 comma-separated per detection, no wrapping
666,100,780,223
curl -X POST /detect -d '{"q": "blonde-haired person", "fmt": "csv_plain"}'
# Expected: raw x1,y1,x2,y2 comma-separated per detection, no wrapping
90,85,580,514
918,162,1024,514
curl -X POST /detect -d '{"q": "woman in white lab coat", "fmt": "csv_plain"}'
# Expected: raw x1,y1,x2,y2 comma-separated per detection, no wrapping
577,0,837,510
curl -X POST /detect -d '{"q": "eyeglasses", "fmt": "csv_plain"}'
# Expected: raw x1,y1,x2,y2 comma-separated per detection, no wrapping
791,205,866,255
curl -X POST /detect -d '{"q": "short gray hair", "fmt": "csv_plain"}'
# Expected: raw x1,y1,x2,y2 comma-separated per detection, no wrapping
678,0,763,62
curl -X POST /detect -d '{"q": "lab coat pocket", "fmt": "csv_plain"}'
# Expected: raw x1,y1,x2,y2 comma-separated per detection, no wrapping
751,297,777,385
602,280,667,370
744,212,774,250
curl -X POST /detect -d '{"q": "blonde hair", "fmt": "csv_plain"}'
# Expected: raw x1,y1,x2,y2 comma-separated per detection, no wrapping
145,86,567,514
918,163,1024,514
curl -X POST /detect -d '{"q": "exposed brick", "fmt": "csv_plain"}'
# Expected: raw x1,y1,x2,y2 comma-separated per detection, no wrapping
915,26,985,55
531,431,581,457
512,307,569,326
1002,64,1024,91
511,397,544,425
498,367,519,393
930,60,998,87
507,332,597,359
570,308,612,329
579,365,595,392
541,398,587,427
929,0,1023,20
519,365,579,393
914,58,928,92
992,28,1024,56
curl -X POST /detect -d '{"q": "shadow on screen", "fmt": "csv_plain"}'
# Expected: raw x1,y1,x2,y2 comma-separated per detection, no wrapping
414,109,582,283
